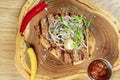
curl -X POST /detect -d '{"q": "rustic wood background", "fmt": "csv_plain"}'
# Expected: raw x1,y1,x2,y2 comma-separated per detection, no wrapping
0,0,120,80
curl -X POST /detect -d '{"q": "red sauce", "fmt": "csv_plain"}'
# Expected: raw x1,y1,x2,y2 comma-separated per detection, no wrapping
88,59,111,80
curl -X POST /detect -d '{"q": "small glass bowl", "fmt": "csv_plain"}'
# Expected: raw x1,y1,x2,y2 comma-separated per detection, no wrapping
87,58,112,80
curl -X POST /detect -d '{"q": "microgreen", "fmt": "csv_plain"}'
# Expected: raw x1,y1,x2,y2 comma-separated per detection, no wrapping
73,26,82,48
59,15,64,22
45,0,51,3
85,30,89,40
59,15,72,30
63,25,70,30
83,17,92,40
48,14,92,51
85,21,91,29
83,17,92,54
75,15,83,24
84,16,93,29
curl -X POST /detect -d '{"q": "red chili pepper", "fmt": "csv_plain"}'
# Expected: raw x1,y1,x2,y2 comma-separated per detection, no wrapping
20,1,47,36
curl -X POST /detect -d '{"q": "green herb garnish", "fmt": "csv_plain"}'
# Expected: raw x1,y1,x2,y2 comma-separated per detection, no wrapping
83,17,92,54
75,15,83,24
59,15,71,30
48,14,92,52
59,15,64,22
63,25,71,30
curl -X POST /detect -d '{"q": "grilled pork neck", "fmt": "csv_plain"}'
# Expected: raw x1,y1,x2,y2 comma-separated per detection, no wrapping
37,11,95,65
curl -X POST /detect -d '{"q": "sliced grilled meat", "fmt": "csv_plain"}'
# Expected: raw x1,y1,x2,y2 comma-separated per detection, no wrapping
40,17,48,37
39,36,50,49
38,12,95,65
47,14,54,28
78,50,84,60
73,52,80,62
64,52,72,64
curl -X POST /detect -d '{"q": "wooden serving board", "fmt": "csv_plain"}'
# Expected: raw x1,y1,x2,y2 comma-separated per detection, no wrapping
15,0,120,80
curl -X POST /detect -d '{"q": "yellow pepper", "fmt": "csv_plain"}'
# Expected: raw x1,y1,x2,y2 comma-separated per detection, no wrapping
27,47,37,80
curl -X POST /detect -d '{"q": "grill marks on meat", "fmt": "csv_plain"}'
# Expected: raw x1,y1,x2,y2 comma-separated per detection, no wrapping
69,52,74,63
61,50,65,63
39,12,95,65
39,12,85,64
48,43,56,51
39,11,76,35
78,50,84,60
39,21,42,35
40,17,48,36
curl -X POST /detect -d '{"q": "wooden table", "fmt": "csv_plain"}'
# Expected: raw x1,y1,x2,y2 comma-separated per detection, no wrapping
0,0,120,80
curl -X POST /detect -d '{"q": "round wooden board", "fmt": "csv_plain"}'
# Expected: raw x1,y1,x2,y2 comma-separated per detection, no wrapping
15,0,120,80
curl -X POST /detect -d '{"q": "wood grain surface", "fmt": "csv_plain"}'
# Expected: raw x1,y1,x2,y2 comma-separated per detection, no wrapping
0,0,120,80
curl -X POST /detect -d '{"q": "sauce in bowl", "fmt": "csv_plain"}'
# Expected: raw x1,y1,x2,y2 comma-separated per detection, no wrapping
87,58,112,80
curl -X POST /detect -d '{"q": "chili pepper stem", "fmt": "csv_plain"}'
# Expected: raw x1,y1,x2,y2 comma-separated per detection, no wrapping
45,0,51,4
24,40,31,48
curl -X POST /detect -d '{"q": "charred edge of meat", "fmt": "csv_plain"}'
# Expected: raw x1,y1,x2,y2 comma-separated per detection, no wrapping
63,11,68,16
38,34,41,39
68,12,72,16
58,13,62,16
48,44,56,51
53,13,59,19
54,11,66,17
39,20,42,35
89,53,91,57
69,52,74,64
34,26,41,38
68,12,76,17
61,50,65,62
78,50,84,60
46,15,49,29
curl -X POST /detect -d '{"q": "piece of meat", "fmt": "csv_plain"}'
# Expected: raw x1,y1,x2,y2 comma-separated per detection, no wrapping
61,50,65,63
48,46,62,60
69,52,74,63
55,47,62,59
38,12,96,65
64,52,72,64
34,25,40,32
80,47,88,59
39,36,50,49
78,50,84,60
88,32,96,55
54,14,59,19
34,25,41,38
43,47,63,64
73,52,80,62
47,14,54,28
48,43,56,51
73,50,85,65
40,17,48,37
54,10,68,19
68,12,76,17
